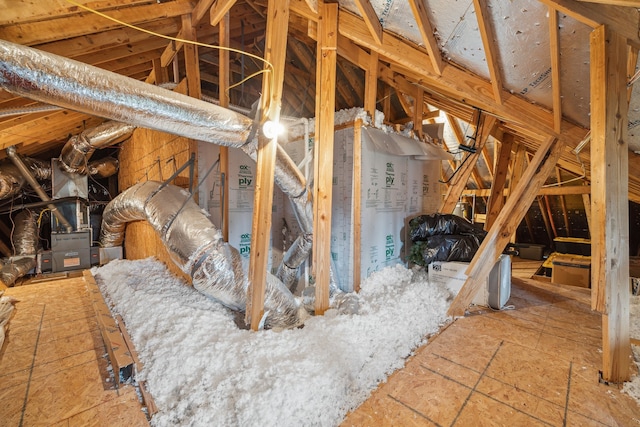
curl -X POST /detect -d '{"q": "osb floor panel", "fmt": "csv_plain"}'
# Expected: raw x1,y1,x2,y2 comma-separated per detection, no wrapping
2,267,639,427
0,276,148,427
342,277,640,427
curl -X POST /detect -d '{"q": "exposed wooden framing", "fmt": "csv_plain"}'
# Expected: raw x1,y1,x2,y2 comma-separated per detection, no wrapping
548,7,563,133
192,0,217,24
448,136,564,317
481,145,494,178
407,0,443,75
485,133,514,230
536,0,640,48
181,14,202,100
352,119,363,292
210,0,238,26
0,0,193,46
556,168,571,235
576,0,640,7
246,0,290,330
439,115,497,213
351,0,383,45
542,195,559,240
219,12,231,242
472,0,503,104
523,211,536,242
461,184,591,197
364,51,379,118
583,190,592,238
413,89,424,139
627,46,639,103
313,0,338,315
382,85,392,121
290,0,592,148
160,29,186,68
590,25,630,382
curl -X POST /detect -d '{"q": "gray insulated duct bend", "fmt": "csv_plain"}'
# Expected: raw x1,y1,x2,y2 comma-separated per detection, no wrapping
0,209,38,287
0,157,51,200
59,121,134,174
100,181,305,329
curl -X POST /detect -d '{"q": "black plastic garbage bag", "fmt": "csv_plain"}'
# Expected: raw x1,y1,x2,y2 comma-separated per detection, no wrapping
408,213,486,242
409,234,482,267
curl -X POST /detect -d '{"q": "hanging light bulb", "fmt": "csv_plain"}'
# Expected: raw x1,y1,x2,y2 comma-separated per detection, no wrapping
262,120,284,139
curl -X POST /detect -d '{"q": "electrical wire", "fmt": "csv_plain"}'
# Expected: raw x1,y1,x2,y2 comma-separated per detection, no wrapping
63,0,275,114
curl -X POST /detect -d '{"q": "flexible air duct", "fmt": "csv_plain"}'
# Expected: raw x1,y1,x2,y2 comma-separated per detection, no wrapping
100,181,305,329
0,157,51,200
87,156,119,178
0,40,323,292
6,146,73,232
0,209,39,287
59,121,134,174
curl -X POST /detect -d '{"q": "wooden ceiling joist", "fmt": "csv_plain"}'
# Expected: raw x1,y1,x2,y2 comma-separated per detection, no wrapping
210,0,239,26
0,0,193,47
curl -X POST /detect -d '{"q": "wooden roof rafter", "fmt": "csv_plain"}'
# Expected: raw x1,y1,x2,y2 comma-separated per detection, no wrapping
548,6,563,133
407,0,443,75
471,0,504,104
351,0,383,45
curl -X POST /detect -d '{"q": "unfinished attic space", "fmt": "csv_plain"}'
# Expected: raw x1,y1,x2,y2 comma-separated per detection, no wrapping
2,0,640,425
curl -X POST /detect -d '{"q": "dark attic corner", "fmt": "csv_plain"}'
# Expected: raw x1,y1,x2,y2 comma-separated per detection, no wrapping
1,0,640,425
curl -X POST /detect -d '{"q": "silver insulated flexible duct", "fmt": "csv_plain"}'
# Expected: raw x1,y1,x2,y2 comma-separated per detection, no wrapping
0,39,327,295
0,209,38,287
59,121,134,174
100,181,305,329
0,157,51,200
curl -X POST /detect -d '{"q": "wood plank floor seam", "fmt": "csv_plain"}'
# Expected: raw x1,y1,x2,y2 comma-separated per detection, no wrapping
18,304,45,427
449,340,504,427
386,393,444,427
563,362,573,427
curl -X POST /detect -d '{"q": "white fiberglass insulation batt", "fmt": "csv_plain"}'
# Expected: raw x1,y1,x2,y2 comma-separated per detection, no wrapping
197,142,285,272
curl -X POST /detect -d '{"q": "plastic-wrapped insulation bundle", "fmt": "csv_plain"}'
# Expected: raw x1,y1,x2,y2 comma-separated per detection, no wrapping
100,181,306,329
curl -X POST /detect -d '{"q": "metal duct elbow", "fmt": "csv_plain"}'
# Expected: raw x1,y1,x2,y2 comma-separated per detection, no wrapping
100,181,305,329
59,121,134,174
0,257,36,288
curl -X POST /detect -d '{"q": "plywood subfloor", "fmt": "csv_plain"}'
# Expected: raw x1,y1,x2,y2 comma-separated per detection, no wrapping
342,276,640,426
0,275,148,427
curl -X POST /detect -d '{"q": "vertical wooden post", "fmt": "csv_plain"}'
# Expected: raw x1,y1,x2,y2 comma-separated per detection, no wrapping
485,133,514,230
590,25,630,383
181,14,201,100
352,119,363,292
313,0,338,315
246,0,290,330
219,12,230,241
413,89,424,139
364,51,378,119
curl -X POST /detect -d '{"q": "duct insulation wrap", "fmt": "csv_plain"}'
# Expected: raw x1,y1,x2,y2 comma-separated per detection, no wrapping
87,157,119,178
0,209,39,287
0,157,51,200
12,209,39,256
0,257,36,288
100,181,305,329
59,121,134,174
0,40,253,147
